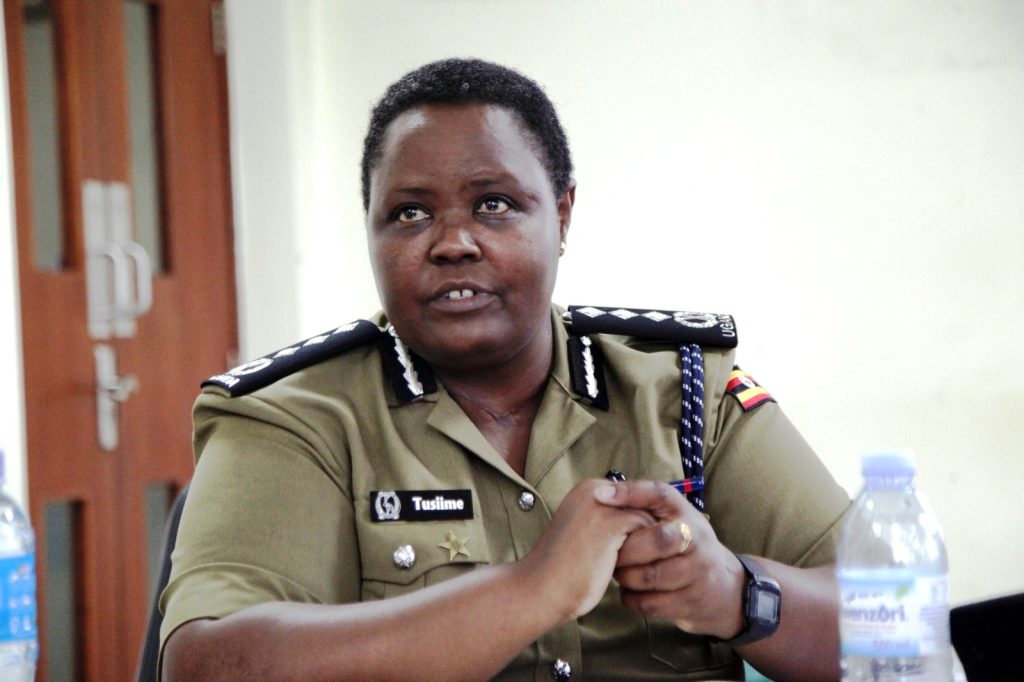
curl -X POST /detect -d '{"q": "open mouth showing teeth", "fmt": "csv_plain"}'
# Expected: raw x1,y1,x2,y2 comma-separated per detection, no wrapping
444,289,476,299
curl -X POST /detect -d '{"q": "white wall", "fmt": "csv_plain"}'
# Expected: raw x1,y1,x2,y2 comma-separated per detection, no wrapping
225,0,1024,606
0,11,29,508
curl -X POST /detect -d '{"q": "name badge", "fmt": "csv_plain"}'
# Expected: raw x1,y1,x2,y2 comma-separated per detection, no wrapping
370,489,474,522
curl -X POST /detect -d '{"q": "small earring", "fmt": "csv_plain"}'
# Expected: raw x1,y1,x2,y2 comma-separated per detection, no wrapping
559,241,567,256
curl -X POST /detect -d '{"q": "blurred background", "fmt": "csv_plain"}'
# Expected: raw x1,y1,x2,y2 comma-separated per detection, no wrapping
0,0,1021,676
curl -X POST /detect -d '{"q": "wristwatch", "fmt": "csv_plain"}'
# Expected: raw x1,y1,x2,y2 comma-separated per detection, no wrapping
722,554,781,647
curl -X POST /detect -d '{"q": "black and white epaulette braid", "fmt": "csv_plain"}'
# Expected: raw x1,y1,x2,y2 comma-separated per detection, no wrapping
202,320,382,396
564,305,737,348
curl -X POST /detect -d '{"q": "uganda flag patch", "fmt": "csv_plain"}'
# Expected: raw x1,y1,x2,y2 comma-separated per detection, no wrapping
726,367,775,412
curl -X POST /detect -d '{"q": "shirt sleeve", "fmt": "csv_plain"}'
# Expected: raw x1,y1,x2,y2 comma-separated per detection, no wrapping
158,387,360,655
702,361,851,568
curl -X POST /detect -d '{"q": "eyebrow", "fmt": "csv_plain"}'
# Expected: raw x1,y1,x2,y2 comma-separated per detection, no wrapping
389,176,510,196
384,173,544,205
466,177,505,189
391,187,436,197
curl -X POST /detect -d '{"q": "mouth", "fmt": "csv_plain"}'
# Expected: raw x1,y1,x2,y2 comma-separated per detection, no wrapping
442,288,478,300
430,280,492,300
429,284,496,312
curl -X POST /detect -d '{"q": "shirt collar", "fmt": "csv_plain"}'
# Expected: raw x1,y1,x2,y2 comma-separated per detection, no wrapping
377,305,587,408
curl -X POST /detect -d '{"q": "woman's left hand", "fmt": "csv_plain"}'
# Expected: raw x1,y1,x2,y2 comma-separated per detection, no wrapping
595,480,746,639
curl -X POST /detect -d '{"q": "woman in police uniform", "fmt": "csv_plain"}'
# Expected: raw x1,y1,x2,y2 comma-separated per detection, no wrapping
161,59,849,680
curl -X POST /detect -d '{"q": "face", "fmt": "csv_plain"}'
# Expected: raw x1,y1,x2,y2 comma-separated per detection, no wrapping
366,103,574,373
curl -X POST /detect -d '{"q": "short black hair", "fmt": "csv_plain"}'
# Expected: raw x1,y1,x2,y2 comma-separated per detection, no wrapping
361,58,574,211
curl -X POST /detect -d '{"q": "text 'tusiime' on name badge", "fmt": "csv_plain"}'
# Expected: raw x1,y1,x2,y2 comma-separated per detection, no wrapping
370,490,474,522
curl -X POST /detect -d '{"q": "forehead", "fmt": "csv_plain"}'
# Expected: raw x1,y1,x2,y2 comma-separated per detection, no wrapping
372,103,547,191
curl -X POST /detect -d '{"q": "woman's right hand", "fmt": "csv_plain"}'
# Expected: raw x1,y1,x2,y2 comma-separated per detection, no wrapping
520,480,655,622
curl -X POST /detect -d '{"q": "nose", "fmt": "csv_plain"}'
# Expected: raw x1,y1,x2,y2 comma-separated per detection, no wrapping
429,216,482,264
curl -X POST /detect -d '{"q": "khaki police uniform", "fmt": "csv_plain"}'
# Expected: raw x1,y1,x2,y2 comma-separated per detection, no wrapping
160,308,850,680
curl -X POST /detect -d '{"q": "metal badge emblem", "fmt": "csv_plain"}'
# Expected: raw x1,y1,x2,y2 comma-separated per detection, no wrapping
393,545,416,569
551,658,573,680
672,311,719,329
374,491,401,521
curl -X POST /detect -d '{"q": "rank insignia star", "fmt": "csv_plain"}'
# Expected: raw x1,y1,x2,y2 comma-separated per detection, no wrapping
438,530,471,561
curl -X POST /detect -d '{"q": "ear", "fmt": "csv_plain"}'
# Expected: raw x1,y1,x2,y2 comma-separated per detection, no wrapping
557,181,576,243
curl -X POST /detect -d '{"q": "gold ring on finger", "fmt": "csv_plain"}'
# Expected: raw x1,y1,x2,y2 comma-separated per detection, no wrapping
678,521,693,555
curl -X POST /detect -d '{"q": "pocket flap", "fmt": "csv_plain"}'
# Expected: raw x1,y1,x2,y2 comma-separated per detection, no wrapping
357,515,491,586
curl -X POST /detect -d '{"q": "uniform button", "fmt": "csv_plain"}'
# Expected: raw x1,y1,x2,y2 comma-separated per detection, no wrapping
551,658,572,680
605,469,626,482
517,490,536,511
393,544,416,569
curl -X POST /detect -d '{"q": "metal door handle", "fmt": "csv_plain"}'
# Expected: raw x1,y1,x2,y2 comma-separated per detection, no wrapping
88,244,131,323
84,180,155,339
99,370,139,402
120,241,153,317
94,344,138,451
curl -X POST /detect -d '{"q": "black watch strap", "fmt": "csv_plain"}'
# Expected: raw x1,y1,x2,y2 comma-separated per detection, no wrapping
722,554,782,647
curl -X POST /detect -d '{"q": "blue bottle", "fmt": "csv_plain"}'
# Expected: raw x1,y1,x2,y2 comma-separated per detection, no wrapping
0,451,38,682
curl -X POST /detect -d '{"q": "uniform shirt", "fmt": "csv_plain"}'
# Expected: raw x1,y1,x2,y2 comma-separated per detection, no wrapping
160,309,850,680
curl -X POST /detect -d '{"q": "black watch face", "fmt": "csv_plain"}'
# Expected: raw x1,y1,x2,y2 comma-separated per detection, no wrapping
730,556,782,645
752,587,781,623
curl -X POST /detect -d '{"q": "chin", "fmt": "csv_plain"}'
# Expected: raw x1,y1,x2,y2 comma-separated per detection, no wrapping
420,335,519,371
395,305,551,371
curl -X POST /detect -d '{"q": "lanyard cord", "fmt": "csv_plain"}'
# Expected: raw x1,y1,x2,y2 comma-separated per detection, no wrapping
678,343,706,511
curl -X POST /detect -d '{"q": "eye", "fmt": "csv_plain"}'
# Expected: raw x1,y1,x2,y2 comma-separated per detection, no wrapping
394,205,431,223
476,196,512,215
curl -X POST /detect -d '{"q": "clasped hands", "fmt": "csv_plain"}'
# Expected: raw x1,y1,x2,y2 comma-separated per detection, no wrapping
527,479,747,641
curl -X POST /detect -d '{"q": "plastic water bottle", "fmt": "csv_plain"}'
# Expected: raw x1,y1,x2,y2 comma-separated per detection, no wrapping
837,450,951,681
0,451,38,682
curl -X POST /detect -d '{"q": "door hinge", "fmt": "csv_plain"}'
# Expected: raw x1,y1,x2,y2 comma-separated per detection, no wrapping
211,1,226,56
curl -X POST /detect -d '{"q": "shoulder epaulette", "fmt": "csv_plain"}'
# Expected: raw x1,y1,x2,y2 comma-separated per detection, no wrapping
201,319,383,397
563,304,734,514
563,305,737,348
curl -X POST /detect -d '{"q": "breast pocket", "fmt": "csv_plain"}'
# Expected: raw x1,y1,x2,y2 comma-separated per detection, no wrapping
355,512,492,602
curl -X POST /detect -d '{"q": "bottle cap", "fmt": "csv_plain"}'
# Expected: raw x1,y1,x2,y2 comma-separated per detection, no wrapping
861,449,917,477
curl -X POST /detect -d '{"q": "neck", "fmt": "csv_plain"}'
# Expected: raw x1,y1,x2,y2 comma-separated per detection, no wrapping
432,310,554,411
432,322,554,476
437,336,552,421
442,362,548,477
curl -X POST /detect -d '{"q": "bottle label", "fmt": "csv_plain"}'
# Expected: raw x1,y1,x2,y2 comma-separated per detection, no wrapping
0,553,37,643
839,569,949,658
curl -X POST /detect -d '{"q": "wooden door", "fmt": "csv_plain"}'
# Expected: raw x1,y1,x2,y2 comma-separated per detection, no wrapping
4,1,236,679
